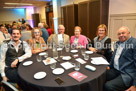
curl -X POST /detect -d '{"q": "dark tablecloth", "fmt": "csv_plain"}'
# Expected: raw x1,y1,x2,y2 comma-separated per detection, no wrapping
18,49,107,91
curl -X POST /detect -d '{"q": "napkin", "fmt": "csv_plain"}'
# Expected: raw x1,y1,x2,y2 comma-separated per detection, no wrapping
60,62,75,70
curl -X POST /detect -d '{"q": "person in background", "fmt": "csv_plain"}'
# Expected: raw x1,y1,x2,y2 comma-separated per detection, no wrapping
26,24,33,31
45,24,52,36
18,19,21,23
12,21,16,25
70,26,88,48
27,28,47,54
104,26,136,91
0,28,32,90
12,24,17,30
22,18,26,24
17,22,22,30
88,24,112,61
47,24,70,46
0,26,11,46
38,23,49,43
20,24,32,41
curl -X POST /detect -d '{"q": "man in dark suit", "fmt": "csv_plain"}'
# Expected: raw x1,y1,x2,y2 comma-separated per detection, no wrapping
104,26,136,91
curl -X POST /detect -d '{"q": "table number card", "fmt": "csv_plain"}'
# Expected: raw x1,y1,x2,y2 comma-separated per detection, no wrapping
68,71,87,82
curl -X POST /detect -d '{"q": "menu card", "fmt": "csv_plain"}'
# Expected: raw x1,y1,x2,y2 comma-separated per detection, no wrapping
91,57,109,65
68,71,87,82
60,62,75,70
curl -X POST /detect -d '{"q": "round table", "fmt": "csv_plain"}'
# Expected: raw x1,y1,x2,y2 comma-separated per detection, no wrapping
18,49,107,91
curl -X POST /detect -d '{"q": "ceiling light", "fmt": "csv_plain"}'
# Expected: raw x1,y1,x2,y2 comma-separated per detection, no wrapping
5,3,33,5
3,7,25,9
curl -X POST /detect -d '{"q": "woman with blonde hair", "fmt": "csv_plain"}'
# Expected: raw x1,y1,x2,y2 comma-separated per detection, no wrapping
27,28,47,54
88,24,112,61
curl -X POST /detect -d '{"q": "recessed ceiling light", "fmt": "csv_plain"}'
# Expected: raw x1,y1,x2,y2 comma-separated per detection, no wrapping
5,3,33,5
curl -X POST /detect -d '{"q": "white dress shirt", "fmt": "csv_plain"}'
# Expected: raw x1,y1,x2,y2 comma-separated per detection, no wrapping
58,34,63,44
114,42,125,70
0,40,32,77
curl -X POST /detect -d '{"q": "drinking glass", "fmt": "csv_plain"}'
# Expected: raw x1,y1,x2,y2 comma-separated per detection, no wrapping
44,52,48,58
81,49,85,57
84,54,89,60
74,62,80,71
65,47,70,52
53,48,58,59
50,63,56,69
36,55,42,62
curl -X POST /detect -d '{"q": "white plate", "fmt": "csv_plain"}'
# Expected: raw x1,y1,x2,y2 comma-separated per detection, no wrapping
34,72,46,79
39,52,47,56
62,56,71,60
70,50,78,53
23,61,33,66
85,51,93,54
52,68,64,75
57,48,63,51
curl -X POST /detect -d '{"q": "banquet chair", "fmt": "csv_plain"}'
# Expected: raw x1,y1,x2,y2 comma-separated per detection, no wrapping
86,37,91,43
1,80,19,91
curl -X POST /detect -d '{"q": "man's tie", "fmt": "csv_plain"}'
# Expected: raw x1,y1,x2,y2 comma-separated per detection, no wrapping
3,33,6,39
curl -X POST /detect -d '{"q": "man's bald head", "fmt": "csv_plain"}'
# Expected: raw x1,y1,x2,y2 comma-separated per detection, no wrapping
117,26,130,42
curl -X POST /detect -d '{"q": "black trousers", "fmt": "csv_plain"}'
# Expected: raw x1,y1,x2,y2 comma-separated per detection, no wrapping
104,68,129,91
5,67,27,91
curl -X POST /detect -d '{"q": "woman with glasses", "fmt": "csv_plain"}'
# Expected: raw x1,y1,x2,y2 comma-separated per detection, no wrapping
88,24,112,61
27,28,47,54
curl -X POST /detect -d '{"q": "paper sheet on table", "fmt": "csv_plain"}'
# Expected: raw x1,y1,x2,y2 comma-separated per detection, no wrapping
43,58,57,65
60,62,75,70
75,58,86,64
91,57,109,65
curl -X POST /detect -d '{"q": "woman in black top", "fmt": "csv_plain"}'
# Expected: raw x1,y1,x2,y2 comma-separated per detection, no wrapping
88,24,112,62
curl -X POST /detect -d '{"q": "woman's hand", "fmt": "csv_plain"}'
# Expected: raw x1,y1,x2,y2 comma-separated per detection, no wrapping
88,47,97,52
32,49,42,54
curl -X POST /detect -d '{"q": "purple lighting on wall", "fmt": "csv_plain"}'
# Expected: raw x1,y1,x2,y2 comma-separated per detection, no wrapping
26,7,34,28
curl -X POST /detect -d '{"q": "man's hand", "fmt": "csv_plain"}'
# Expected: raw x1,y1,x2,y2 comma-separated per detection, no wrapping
126,86,136,91
107,66,110,70
11,59,19,68
3,76,8,82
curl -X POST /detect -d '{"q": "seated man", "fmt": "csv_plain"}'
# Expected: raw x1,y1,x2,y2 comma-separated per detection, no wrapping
47,25,70,47
0,26,11,46
0,28,32,90
104,26,136,91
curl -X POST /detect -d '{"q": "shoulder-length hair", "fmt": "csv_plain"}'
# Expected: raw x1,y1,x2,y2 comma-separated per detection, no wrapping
31,27,42,38
96,24,107,36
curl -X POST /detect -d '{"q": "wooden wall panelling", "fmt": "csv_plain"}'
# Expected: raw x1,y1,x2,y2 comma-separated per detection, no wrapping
89,1,100,40
61,4,78,37
78,1,89,38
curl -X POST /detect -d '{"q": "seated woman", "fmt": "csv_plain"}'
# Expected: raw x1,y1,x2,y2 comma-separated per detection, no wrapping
88,24,112,61
27,28,47,54
70,26,88,48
